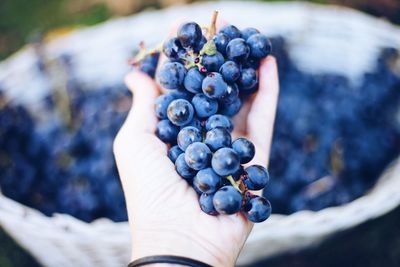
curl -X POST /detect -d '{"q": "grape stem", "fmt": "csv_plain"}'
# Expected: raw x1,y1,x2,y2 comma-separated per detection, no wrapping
226,175,242,193
208,10,219,40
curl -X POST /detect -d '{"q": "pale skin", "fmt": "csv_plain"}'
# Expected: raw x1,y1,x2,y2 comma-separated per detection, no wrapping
113,21,279,267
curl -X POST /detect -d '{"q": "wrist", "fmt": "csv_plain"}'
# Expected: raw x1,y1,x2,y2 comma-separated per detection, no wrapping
130,226,235,267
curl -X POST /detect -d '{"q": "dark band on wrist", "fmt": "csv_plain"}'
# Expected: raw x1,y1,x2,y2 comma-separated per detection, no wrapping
128,255,213,267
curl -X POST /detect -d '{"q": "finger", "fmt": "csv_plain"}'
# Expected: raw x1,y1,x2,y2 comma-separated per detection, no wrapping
231,100,251,139
246,56,279,167
122,71,160,134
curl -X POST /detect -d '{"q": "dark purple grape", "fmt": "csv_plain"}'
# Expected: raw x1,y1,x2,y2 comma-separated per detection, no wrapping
192,93,219,118
177,22,202,48
213,186,242,214
238,67,257,90
202,72,228,99
244,196,271,222
184,67,204,94
177,126,202,151
232,138,255,164
211,147,240,176
156,119,179,143
155,93,176,119
220,83,239,104
185,142,212,170
167,99,194,126
213,33,230,56
202,52,224,72
241,27,260,41
219,25,241,39
158,62,187,89
205,114,233,132
219,97,241,117
163,37,185,60
247,33,272,58
194,168,222,194
244,165,269,190
175,153,197,180
219,61,240,83
204,127,232,151
168,145,183,163
226,38,250,62
199,193,218,215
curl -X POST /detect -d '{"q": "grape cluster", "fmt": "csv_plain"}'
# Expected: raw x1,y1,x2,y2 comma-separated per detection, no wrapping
265,38,400,213
0,55,132,222
154,17,272,223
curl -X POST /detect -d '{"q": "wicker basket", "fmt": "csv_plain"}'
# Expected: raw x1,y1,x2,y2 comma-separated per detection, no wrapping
1,2,400,267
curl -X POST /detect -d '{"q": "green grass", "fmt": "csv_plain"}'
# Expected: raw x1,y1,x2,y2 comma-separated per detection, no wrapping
0,0,111,60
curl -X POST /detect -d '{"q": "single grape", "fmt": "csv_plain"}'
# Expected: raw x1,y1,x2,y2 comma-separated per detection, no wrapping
244,165,269,190
155,93,176,119
168,145,183,163
177,22,202,48
243,196,271,223
167,99,194,126
213,186,243,214
205,114,233,132
219,61,241,83
241,27,260,41
193,168,222,194
204,127,232,151
177,126,202,151
211,147,240,176
219,97,241,117
219,25,241,39
201,52,224,72
202,72,228,99
247,33,272,58
175,153,197,180
185,142,212,170
158,62,187,89
156,119,179,143
184,68,204,94
163,37,185,60
192,93,219,118
199,193,218,215
232,138,255,164
180,116,202,131
213,33,231,56
238,67,257,90
226,38,250,62
220,83,239,104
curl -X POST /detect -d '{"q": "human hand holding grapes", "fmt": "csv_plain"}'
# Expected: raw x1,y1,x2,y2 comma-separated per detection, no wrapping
113,21,279,267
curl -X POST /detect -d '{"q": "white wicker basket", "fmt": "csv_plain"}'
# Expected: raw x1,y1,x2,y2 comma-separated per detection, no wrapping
1,2,400,267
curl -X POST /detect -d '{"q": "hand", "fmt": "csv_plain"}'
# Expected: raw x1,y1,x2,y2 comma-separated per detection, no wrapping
113,26,279,267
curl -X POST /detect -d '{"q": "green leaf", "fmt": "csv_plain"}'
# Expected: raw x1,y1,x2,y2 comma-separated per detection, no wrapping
200,40,217,56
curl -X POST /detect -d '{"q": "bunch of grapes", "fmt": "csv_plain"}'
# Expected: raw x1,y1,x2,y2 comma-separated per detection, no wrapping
153,12,272,223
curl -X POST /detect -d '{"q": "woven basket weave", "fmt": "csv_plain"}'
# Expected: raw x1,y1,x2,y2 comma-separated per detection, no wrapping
1,2,400,267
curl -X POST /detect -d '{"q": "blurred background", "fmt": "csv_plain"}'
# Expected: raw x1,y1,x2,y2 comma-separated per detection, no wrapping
1,1,400,267
1,0,400,60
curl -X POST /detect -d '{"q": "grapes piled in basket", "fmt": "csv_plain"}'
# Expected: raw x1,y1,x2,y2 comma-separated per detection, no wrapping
153,13,273,222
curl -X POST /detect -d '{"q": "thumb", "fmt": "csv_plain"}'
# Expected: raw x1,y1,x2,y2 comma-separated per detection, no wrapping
246,56,279,166
122,71,160,134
